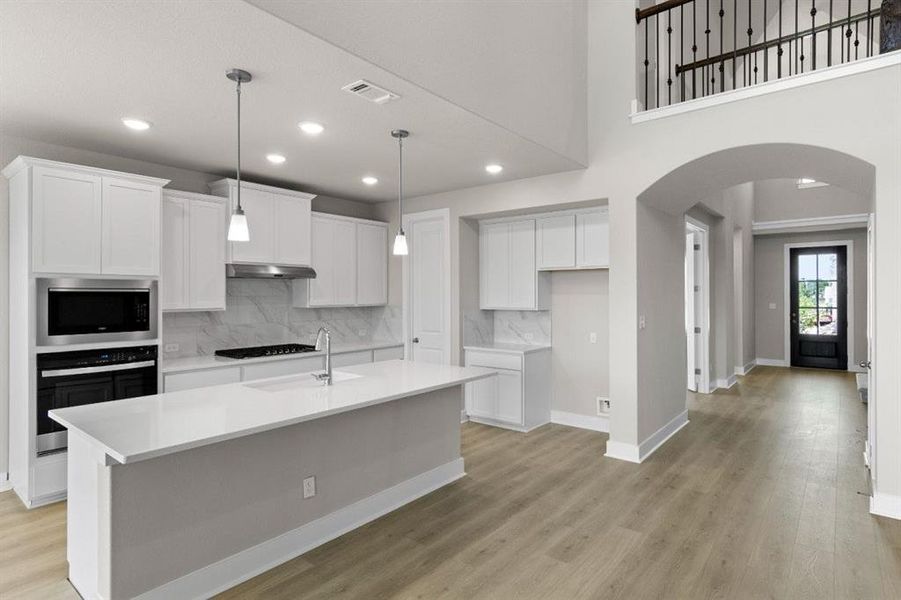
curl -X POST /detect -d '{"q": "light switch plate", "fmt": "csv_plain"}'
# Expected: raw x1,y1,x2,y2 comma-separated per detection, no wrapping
638,316,646,330
589,332,598,344
769,303,777,310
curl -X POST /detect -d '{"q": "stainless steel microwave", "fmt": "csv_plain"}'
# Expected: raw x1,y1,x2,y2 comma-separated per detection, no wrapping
36,278,158,346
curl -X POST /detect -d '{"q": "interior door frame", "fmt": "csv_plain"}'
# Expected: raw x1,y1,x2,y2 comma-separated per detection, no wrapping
783,240,854,371
402,208,452,364
685,216,711,394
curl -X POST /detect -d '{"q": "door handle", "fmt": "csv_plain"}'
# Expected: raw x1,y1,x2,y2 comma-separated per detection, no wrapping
412,337,420,344
859,360,871,369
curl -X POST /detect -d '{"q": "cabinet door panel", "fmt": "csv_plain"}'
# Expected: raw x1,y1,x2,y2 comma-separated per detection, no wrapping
332,220,357,305
161,197,189,310
496,369,523,425
308,215,334,306
356,223,388,305
32,166,103,274
536,214,575,269
480,222,509,308
231,188,275,263
508,220,536,309
189,199,226,310
275,197,312,266
101,177,161,275
466,375,497,419
576,211,609,267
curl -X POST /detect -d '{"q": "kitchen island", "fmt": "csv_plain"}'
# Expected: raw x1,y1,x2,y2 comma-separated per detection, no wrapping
50,359,493,600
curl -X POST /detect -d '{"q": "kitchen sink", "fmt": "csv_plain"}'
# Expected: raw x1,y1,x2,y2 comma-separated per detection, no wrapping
244,370,362,393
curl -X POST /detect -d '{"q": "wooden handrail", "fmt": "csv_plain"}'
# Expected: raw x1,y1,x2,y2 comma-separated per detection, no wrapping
636,0,695,24
675,7,879,75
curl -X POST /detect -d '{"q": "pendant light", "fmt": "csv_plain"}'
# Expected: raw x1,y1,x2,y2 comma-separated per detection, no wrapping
391,129,410,256
226,68,252,242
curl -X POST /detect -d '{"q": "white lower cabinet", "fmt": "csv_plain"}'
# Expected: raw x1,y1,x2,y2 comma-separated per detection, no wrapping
464,347,551,431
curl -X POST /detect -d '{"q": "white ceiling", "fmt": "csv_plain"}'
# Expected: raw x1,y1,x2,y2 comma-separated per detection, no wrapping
0,0,585,203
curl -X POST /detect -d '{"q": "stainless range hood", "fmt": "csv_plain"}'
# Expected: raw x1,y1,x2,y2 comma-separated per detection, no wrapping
226,264,316,279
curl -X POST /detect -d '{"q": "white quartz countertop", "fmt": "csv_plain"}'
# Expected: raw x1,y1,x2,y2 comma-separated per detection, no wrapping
463,343,552,354
162,340,404,374
50,360,493,465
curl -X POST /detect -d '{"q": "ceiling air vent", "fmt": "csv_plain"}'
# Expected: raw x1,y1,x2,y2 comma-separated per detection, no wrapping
342,79,399,104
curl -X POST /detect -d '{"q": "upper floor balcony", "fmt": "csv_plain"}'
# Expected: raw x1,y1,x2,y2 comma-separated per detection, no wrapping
634,0,899,118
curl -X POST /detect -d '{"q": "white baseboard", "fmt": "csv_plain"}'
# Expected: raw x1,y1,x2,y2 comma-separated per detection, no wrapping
755,357,787,367
460,410,468,423
550,410,609,433
0,472,10,493
714,375,738,390
605,410,689,464
135,458,466,600
735,360,757,376
870,492,901,520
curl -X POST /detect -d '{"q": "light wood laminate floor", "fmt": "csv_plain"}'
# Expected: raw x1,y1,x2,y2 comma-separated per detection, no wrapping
3,366,901,599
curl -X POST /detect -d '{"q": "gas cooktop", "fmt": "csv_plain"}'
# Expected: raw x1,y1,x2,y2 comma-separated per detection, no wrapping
214,343,318,360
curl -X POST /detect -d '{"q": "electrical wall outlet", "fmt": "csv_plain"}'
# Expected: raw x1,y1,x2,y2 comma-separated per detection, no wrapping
358,329,368,337
164,343,179,353
769,302,777,310
302,476,316,499
589,332,597,344
523,332,534,342
638,316,647,330
597,396,610,415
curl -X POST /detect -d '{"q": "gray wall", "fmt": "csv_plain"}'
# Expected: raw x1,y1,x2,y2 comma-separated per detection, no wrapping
754,229,868,365
754,178,872,221
551,270,609,417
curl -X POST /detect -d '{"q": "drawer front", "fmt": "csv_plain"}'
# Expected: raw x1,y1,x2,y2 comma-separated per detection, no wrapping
241,356,324,382
164,367,241,392
331,350,372,368
373,346,404,362
465,350,522,371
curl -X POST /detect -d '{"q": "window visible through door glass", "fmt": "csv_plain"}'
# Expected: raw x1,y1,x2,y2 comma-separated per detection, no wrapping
798,255,817,281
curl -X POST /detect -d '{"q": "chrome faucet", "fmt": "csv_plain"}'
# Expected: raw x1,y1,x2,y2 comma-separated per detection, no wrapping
313,327,332,385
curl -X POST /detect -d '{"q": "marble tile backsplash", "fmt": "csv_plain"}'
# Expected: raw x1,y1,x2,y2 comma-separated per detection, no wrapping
493,310,552,345
162,279,402,359
463,309,494,346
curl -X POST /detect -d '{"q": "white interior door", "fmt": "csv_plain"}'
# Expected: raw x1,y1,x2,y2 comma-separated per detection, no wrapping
686,231,697,391
407,211,450,364
866,214,875,472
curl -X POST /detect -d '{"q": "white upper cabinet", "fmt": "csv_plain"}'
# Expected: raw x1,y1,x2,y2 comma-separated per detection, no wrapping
479,219,549,311
101,177,161,276
536,214,575,269
356,222,388,306
19,158,168,276
209,179,314,267
162,191,227,312
161,196,189,309
576,209,609,268
294,213,388,308
31,166,103,274
535,208,609,271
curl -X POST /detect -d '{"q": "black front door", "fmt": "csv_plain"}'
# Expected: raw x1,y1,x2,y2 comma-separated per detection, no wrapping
790,246,848,370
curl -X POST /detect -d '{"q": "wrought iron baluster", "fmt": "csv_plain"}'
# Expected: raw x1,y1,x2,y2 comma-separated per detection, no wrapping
732,0,737,89
795,0,800,74
667,10,673,105
746,0,752,87
854,19,860,59
763,0,768,81
811,1,817,70
866,0,872,57
828,0,833,66
680,5,684,102
719,0,724,93
845,0,851,63
692,1,697,98
644,19,649,110
778,0,784,78
753,50,758,84
706,0,712,95
656,14,660,108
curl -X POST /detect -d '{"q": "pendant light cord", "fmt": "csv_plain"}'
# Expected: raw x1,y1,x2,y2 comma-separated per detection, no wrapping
236,78,242,212
397,135,403,233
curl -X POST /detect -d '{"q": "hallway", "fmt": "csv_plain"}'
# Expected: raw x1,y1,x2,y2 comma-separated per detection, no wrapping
2,368,900,599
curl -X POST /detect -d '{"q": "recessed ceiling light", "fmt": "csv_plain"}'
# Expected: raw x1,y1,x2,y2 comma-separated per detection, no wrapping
362,176,379,186
122,117,151,131
485,164,503,175
298,121,325,135
266,153,286,164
